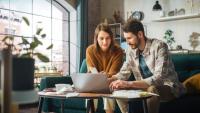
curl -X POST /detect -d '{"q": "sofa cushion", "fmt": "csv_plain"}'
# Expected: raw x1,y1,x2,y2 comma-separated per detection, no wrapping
183,73,200,94
80,59,87,73
171,54,189,71
171,54,200,82
188,54,200,70
160,94,200,113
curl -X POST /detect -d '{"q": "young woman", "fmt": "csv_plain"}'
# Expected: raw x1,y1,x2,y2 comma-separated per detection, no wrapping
86,23,124,113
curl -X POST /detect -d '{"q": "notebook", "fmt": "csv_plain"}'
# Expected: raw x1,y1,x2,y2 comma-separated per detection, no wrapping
71,73,111,93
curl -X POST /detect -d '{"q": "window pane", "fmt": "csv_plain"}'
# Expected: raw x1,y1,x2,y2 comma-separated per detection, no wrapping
33,0,51,17
52,1,68,20
52,19,69,42
53,61,69,76
52,40,69,75
0,0,9,9
0,9,9,35
52,40,68,62
63,20,69,42
33,15,51,40
10,12,32,37
10,0,32,13
0,0,73,76
52,19,62,41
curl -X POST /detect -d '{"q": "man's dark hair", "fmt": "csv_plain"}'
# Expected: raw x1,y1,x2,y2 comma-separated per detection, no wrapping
123,19,144,36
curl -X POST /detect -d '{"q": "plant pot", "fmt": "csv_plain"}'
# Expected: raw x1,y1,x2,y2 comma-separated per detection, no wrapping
12,57,35,91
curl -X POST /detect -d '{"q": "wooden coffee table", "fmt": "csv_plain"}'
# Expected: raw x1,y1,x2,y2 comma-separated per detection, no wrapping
37,89,110,113
38,88,152,113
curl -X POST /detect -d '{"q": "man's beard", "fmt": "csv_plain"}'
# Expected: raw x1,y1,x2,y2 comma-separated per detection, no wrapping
128,37,140,49
128,43,137,49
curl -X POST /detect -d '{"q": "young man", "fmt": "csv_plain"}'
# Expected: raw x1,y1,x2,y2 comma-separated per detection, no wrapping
109,19,186,113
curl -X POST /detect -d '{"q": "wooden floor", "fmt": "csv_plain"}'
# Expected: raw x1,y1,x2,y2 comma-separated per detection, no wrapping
19,103,38,113
19,107,38,113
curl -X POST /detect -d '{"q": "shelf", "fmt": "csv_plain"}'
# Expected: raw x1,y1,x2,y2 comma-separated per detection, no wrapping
35,72,61,77
152,13,200,22
169,49,200,54
109,23,122,45
109,23,121,26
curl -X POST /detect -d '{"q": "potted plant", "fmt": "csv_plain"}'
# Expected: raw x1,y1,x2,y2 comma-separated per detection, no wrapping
163,29,175,50
3,17,53,62
188,32,200,51
2,17,53,90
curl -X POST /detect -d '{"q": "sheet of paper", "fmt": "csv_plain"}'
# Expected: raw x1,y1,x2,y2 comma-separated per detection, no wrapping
112,90,159,98
66,92,79,97
90,67,98,73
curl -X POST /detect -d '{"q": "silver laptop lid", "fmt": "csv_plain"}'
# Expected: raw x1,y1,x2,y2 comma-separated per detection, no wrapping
71,73,111,93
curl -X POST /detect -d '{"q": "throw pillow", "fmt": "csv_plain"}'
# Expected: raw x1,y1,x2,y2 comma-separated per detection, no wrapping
183,73,200,94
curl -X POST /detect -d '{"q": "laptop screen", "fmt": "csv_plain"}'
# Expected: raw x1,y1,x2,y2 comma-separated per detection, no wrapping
71,73,111,93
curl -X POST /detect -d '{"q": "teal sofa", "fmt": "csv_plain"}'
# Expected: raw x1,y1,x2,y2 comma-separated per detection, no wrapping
40,53,200,113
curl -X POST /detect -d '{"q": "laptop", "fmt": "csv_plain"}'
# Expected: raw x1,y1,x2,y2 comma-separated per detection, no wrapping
71,73,111,93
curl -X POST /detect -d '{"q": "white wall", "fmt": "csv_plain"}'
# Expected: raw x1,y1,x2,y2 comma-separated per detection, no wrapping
124,0,200,50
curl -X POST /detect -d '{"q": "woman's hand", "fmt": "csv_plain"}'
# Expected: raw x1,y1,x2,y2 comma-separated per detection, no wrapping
109,80,150,91
99,71,106,75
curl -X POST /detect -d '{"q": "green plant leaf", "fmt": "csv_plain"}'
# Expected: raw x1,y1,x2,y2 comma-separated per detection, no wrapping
2,16,53,63
41,34,46,38
34,53,49,62
30,41,39,50
22,17,30,26
36,28,43,35
47,44,53,49
21,37,29,45
34,36,43,45
20,52,31,58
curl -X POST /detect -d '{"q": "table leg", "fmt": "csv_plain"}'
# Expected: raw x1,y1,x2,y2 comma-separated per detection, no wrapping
86,99,95,113
60,100,64,113
128,101,134,113
142,99,148,113
37,97,44,113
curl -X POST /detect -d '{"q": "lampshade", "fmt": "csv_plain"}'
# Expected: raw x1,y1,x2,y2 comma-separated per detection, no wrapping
153,1,162,11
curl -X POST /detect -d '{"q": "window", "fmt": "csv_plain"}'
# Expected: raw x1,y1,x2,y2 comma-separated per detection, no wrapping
0,0,78,76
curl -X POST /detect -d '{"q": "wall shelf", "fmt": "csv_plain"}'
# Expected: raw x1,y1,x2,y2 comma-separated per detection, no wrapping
109,23,122,45
152,13,200,22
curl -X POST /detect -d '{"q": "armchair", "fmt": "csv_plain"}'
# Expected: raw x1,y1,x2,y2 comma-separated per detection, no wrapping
39,59,87,113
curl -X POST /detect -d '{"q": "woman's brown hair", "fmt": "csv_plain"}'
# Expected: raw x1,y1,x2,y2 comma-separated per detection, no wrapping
94,23,118,53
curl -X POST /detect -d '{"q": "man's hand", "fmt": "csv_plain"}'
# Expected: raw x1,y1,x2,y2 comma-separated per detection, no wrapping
109,80,129,91
109,80,150,91
107,76,118,85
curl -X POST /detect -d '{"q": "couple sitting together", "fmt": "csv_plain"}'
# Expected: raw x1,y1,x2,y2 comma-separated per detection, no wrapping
86,19,186,113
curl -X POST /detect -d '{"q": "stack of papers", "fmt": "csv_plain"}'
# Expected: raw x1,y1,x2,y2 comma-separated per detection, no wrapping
112,90,159,98
56,86,74,95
